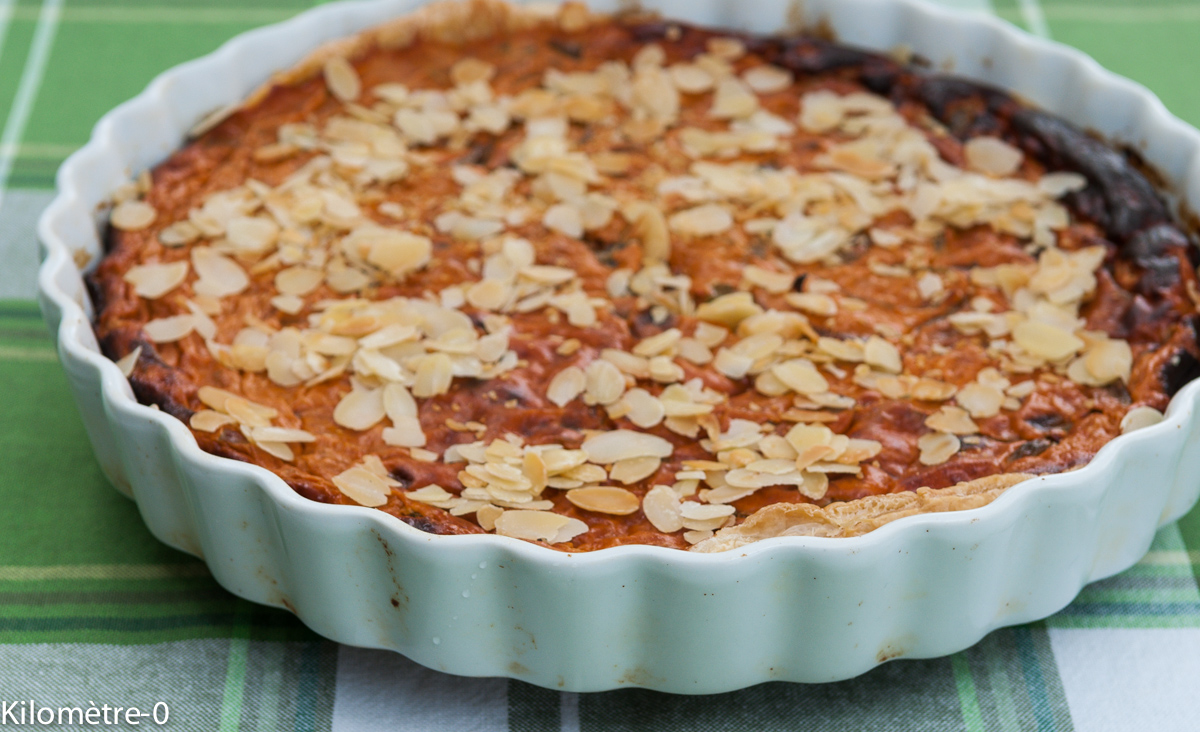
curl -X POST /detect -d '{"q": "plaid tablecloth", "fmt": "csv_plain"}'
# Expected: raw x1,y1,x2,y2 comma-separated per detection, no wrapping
2,0,1199,729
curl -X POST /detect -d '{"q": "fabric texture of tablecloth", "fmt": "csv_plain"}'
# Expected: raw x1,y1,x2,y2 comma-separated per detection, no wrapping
1,0,1198,729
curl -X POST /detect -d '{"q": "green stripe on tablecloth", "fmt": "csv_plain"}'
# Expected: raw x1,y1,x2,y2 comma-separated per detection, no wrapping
959,626,1075,732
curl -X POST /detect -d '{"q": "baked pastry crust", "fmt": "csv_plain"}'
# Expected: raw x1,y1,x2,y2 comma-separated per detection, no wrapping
90,0,1200,551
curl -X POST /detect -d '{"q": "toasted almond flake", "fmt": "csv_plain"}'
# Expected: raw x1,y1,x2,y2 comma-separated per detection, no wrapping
192,247,249,298
466,279,511,311
565,486,641,515
333,466,390,507
918,432,960,466
742,65,793,93
158,221,200,247
412,353,454,398
642,485,684,532
621,388,666,428
695,292,763,328
742,265,794,294
249,426,317,443
226,216,279,254
1013,320,1084,361
364,230,432,279
1083,338,1132,385
475,504,503,530
189,409,236,432
772,359,829,395
917,272,944,300
256,441,295,462
143,314,195,343
1121,405,1164,434
669,63,714,93
383,415,426,447
494,510,585,543
863,336,902,374
324,56,361,102
450,57,495,86
798,471,829,500
785,292,837,317
710,76,758,119
609,456,662,485
647,356,684,384
584,359,626,406
543,203,583,238
111,200,157,231
955,382,1005,419
124,261,189,299
333,387,386,431
925,406,979,435
633,328,682,357
965,136,1024,176
684,529,714,545
547,366,586,407
275,267,324,297
681,500,735,521
408,485,455,506
114,346,142,377
668,203,733,236
582,429,673,464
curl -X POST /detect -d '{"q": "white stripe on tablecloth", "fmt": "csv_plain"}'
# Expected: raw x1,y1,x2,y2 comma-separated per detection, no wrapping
0,0,63,214
560,691,580,732
1049,627,1200,732
332,646,508,732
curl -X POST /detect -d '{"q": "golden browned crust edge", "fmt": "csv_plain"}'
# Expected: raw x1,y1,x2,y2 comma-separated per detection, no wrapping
689,473,1034,552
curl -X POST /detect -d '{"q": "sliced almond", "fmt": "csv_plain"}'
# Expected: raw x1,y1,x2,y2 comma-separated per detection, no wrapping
332,466,390,507
547,366,586,407
566,486,640,515
143,314,195,343
772,359,829,395
1120,405,1164,434
642,485,684,533
863,336,902,374
189,409,236,432
609,456,661,485
925,406,979,435
1013,320,1084,362
582,430,673,464
111,200,157,231
668,204,732,237
333,387,386,431
918,432,960,466
124,261,188,299
584,359,625,406
324,56,362,102
494,510,586,544
192,247,249,298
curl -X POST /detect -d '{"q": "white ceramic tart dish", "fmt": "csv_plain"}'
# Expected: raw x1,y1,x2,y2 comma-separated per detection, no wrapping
38,0,1200,692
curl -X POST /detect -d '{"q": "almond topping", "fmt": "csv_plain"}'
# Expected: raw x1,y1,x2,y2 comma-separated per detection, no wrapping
332,466,390,507
566,486,640,515
1120,405,1164,434
918,432,960,466
642,485,684,533
124,261,189,299
542,365,585,408
925,406,979,435
581,430,673,464
323,56,361,102
772,359,830,395
333,387,386,431
111,200,157,231
1013,320,1084,361
494,510,587,544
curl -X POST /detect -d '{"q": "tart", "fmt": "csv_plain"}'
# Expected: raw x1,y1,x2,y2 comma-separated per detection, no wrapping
89,0,1200,552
